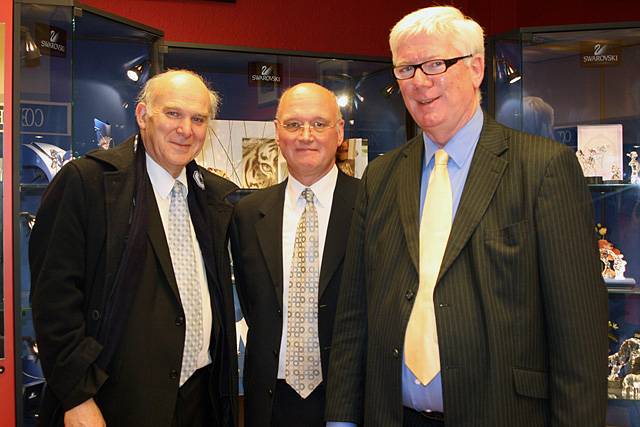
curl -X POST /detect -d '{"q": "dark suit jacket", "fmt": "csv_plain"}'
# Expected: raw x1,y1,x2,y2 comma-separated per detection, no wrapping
325,115,608,426
230,171,359,427
30,137,239,426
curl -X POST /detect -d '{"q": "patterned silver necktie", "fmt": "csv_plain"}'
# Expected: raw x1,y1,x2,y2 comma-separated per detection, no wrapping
167,181,203,386
285,188,322,398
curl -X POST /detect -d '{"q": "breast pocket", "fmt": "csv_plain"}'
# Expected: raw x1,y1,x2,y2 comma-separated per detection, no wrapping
479,220,531,291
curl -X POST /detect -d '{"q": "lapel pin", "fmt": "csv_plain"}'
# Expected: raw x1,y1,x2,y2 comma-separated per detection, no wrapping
193,170,205,190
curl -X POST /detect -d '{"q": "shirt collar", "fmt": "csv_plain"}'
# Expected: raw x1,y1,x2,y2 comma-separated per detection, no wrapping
286,165,338,208
146,153,188,199
422,107,483,168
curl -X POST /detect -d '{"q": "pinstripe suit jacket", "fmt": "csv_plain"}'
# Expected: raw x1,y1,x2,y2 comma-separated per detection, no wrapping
325,114,608,426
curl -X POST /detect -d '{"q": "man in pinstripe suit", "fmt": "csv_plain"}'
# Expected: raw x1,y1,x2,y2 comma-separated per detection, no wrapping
325,6,608,427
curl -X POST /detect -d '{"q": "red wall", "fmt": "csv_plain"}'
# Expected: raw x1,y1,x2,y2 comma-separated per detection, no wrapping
78,0,640,57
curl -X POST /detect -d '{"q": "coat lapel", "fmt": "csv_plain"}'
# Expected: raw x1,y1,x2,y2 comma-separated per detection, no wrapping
146,179,181,302
255,183,286,309
98,136,138,292
396,135,424,275
319,172,356,298
438,116,509,281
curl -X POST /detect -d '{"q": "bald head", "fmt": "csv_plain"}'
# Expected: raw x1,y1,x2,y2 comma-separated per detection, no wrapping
137,69,219,119
276,83,342,122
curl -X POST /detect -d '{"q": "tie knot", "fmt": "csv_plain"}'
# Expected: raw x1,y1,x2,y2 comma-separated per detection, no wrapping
302,188,315,204
172,181,187,199
434,149,449,167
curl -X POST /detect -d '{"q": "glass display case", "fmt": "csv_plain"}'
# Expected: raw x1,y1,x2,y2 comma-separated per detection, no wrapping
488,22,640,426
14,2,162,424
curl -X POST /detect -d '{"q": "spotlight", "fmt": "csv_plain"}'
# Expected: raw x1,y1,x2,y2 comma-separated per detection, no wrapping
496,54,521,85
20,26,41,65
126,62,145,82
505,62,522,84
123,56,150,83
337,94,350,108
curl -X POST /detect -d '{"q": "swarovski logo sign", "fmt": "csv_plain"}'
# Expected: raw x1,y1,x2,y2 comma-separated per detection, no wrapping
248,62,282,86
581,42,621,67
35,23,67,57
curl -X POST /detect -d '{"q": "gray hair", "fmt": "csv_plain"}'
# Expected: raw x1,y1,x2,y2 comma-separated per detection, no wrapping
136,69,220,118
389,6,485,64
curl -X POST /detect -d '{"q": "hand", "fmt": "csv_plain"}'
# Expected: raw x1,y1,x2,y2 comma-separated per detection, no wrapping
64,398,106,427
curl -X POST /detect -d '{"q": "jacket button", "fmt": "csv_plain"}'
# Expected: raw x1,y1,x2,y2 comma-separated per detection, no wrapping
175,316,185,326
91,310,101,321
393,348,400,358
272,349,278,357
438,303,450,308
268,388,273,396
169,369,179,380
277,308,282,316
405,290,415,300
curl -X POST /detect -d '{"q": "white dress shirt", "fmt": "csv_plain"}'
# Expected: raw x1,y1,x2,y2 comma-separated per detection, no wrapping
146,154,213,378
277,165,339,378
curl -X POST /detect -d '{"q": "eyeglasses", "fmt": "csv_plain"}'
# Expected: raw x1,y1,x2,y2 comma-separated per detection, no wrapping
393,54,472,80
275,119,338,134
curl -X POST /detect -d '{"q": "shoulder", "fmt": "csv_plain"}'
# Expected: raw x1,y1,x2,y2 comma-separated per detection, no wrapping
232,182,285,226
196,165,239,203
336,171,361,197
235,182,283,210
484,115,570,162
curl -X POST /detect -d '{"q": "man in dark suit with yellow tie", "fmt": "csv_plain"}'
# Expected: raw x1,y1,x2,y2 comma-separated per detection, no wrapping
325,6,608,427
231,83,359,427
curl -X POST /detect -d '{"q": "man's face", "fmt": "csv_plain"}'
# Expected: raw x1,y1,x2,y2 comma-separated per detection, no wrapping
395,32,484,145
275,84,344,186
135,73,210,177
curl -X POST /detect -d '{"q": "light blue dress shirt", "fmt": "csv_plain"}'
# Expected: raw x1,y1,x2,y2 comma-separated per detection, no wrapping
327,108,483,427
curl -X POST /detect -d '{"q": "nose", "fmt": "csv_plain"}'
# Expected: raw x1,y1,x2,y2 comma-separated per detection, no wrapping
412,68,435,87
176,118,193,138
299,123,313,141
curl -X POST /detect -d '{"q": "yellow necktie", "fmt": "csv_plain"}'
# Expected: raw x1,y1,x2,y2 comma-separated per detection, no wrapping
405,149,452,385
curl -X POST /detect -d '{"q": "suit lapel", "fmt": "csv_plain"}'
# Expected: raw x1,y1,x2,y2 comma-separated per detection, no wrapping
255,183,286,309
146,178,181,302
319,172,356,298
396,136,424,275
438,116,509,281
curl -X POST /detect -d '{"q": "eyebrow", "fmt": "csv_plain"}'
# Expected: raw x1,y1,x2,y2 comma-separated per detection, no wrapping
163,105,209,117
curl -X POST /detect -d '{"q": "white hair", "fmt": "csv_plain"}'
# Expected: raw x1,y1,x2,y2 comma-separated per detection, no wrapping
389,6,485,64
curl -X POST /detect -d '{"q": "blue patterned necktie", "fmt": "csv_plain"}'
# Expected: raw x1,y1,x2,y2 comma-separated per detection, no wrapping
168,180,203,386
285,188,322,398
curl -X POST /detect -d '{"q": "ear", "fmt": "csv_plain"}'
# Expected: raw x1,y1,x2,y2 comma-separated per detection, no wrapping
469,54,485,89
273,119,281,145
135,103,148,129
335,119,345,148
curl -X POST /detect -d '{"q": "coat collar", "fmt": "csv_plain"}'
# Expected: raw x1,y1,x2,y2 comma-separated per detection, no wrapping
396,113,510,281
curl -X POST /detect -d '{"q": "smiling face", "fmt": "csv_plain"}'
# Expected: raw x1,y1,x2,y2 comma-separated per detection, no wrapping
275,83,344,186
395,32,484,146
135,72,211,177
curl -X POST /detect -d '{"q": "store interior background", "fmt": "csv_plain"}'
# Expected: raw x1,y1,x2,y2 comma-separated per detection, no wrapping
78,0,640,56
5,0,640,426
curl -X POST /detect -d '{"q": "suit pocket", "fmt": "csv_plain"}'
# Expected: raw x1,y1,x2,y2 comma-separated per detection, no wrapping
483,219,527,245
513,367,549,399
